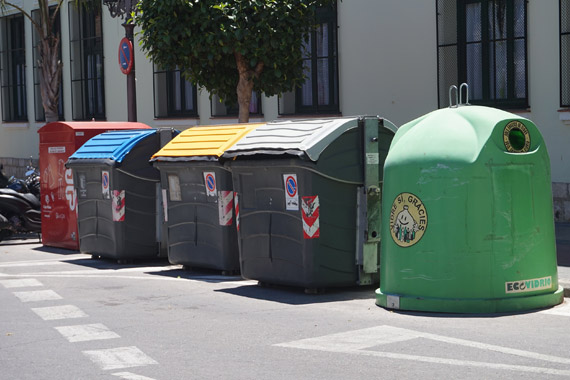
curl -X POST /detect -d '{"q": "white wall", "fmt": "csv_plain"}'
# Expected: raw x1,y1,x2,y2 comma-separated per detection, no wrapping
337,0,438,126
526,0,570,183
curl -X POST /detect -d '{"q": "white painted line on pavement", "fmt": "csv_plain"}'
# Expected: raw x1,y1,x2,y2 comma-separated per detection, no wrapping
333,348,570,377
83,346,158,371
12,289,62,302
31,305,88,321
0,278,43,288
540,300,570,316
15,265,182,275
55,323,120,343
276,325,570,377
0,256,87,268
112,372,157,380
0,272,255,285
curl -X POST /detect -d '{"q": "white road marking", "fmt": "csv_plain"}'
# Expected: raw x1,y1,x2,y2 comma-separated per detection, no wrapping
31,305,88,321
0,265,180,276
0,278,43,288
0,272,254,285
83,346,158,371
276,325,570,376
12,289,62,302
112,372,157,380
21,266,182,275
0,256,87,268
55,323,120,343
540,300,570,316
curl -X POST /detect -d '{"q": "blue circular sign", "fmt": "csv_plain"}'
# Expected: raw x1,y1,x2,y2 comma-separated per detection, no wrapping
206,174,216,192
286,176,297,197
118,37,133,75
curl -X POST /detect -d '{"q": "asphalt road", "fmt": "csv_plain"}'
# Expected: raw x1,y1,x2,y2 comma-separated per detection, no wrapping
2,237,570,380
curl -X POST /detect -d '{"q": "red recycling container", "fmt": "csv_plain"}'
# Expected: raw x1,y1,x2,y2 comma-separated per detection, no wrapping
38,121,152,250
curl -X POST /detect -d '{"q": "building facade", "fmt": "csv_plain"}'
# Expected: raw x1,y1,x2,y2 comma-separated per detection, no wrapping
1,0,569,221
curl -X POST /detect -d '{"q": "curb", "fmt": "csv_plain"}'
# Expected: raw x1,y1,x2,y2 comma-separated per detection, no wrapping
561,282,570,298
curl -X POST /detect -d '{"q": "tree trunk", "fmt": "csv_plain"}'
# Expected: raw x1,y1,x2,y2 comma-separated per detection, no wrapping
234,52,263,123
39,35,62,122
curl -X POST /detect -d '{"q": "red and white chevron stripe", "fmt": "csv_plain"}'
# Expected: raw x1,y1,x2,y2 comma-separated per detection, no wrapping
218,190,233,226
302,195,320,239
234,192,240,231
112,190,125,222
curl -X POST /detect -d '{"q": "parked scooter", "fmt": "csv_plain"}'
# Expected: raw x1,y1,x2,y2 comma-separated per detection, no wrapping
0,163,41,241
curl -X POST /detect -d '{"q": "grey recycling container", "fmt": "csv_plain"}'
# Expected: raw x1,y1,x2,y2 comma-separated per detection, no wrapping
223,117,397,290
66,128,178,261
151,124,261,273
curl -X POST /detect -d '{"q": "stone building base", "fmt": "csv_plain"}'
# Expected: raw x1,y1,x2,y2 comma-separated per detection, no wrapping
554,182,570,223
0,157,39,180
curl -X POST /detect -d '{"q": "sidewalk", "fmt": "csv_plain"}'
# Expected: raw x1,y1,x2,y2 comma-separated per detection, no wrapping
556,222,570,297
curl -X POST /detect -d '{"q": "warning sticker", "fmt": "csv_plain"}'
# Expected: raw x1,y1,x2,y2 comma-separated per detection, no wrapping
78,173,87,198
234,192,240,231
162,188,168,222
168,175,181,201
112,190,125,222
302,195,320,239
218,190,233,226
203,172,217,197
102,171,110,199
283,174,299,211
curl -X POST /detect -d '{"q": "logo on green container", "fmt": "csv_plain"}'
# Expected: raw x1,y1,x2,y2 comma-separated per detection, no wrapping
505,276,552,294
503,120,531,153
390,192,427,248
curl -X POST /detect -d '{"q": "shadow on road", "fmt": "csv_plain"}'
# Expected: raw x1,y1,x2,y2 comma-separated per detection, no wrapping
215,282,378,305
32,245,80,255
385,305,553,319
146,266,244,283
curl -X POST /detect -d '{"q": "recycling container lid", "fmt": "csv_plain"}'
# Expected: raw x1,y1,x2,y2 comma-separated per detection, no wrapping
67,129,159,166
222,117,396,161
151,123,263,162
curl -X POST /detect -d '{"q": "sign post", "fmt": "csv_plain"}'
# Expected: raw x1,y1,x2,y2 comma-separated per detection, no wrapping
121,23,137,122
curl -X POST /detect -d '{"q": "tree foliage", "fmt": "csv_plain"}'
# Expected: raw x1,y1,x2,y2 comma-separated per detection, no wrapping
136,0,335,122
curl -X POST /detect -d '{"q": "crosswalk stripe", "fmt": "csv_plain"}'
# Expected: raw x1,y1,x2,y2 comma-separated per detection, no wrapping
83,346,158,371
112,372,157,380
12,289,62,302
0,278,43,288
31,305,88,321
55,323,120,343
0,256,86,268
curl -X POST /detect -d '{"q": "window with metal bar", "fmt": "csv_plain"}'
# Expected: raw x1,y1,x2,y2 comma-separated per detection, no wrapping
278,5,339,116
69,0,105,120
561,0,570,107
0,14,27,122
32,7,64,122
211,92,262,117
295,5,339,114
437,0,528,109
153,65,198,118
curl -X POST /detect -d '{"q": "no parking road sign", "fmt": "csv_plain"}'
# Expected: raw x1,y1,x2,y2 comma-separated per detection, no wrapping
118,37,134,75
283,174,299,211
203,172,217,197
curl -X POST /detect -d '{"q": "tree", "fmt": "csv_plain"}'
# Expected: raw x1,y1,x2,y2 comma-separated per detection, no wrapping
136,0,335,123
0,0,65,122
